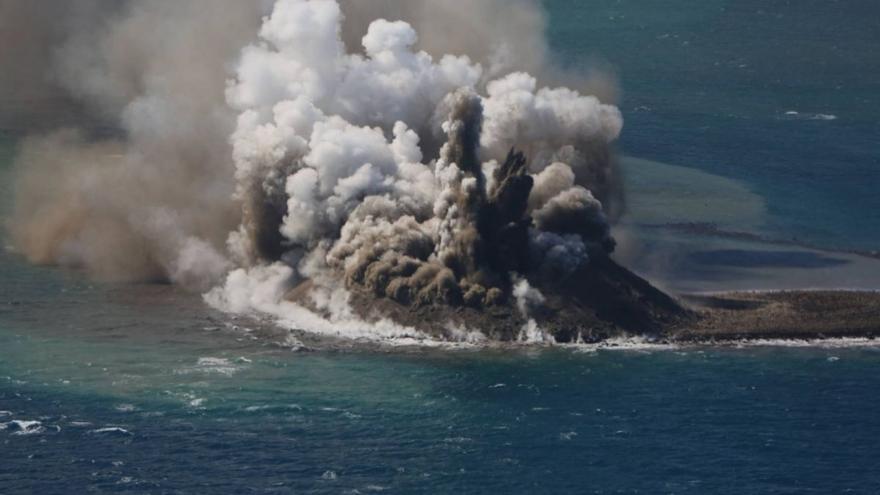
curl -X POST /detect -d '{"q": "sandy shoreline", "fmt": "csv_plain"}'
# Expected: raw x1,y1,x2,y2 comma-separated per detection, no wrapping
672,290,880,342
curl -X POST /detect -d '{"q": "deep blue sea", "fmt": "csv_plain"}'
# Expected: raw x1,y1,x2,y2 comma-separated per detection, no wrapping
2,1,880,493
546,0,880,252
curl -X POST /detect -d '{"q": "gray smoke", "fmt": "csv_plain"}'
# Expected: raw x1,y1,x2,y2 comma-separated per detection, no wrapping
208,0,623,331
3,0,625,337
3,0,265,288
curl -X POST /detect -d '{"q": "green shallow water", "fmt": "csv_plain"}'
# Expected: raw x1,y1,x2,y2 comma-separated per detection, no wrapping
4,313,880,493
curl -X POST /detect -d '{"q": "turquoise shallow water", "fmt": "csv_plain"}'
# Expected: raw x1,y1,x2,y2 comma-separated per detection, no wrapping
3,1,880,493
3,272,880,493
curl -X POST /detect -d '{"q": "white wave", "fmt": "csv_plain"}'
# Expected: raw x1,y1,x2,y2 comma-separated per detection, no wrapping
569,336,680,353
197,357,239,374
782,110,838,121
175,357,243,377
242,404,303,413
205,264,435,345
722,337,880,349
571,335,880,351
90,427,133,436
6,420,47,436
559,431,578,441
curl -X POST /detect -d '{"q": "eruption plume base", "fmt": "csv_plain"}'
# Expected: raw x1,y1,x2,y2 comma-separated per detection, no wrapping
286,255,690,343
6,0,693,342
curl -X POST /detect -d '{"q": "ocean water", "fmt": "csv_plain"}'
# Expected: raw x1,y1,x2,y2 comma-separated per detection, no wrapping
3,1,880,493
545,0,880,251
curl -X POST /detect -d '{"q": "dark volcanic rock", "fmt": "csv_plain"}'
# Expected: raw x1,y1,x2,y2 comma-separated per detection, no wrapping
287,256,694,342
674,290,880,342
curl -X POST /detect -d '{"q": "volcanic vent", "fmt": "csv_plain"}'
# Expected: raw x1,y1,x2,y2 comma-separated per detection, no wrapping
203,0,689,342
285,92,687,342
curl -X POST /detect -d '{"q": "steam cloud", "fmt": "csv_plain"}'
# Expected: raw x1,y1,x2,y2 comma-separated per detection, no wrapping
3,0,263,288
4,0,624,340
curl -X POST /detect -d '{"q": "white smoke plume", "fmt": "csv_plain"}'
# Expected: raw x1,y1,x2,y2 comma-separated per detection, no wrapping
4,0,624,340
213,0,622,336
4,0,266,289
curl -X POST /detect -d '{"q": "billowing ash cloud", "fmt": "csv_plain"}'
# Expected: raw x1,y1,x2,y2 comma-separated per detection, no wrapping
4,0,624,338
212,0,621,326
3,0,265,288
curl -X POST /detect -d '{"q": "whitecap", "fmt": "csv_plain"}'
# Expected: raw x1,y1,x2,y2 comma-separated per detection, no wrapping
720,337,880,349
781,110,838,121
570,336,679,353
176,357,242,376
321,470,338,481
169,391,207,409
90,427,133,436
198,356,233,366
560,431,578,441
8,420,46,436
195,357,240,375
243,404,303,413
566,336,880,352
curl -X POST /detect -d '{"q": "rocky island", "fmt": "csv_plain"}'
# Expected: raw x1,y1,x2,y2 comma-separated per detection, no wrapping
279,93,880,345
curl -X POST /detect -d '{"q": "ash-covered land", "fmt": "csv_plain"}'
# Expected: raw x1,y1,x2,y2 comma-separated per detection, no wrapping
4,0,878,345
